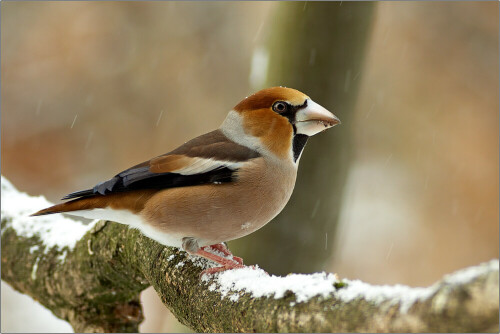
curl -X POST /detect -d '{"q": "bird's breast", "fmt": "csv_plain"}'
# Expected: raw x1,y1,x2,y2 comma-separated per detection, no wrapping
141,157,297,245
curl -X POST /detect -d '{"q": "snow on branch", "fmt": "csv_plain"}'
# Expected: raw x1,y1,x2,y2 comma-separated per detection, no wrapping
1,175,498,332
1,176,96,252
210,259,498,313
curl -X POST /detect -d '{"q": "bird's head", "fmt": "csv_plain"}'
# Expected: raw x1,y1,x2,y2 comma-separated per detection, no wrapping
221,87,340,162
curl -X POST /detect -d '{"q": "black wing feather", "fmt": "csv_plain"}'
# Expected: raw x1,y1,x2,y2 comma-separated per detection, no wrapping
62,167,235,200
61,189,95,200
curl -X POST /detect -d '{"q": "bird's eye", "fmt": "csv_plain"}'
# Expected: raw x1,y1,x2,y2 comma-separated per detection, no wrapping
272,101,288,113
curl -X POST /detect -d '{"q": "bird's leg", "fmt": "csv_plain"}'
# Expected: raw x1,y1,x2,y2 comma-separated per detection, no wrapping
204,243,244,265
182,237,244,276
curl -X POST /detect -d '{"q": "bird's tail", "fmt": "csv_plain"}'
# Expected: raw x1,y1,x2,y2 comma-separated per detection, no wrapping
30,189,156,217
30,197,100,216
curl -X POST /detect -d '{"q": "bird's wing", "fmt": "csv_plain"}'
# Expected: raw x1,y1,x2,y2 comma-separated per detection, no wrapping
62,130,260,200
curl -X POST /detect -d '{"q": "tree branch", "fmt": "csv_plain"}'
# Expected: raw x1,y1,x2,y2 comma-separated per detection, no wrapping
1,176,498,332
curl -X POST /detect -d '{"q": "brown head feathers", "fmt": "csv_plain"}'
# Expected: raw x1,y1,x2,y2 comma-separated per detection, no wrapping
233,87,309,113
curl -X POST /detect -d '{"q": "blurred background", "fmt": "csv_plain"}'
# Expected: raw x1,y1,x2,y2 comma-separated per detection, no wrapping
1,1,498,332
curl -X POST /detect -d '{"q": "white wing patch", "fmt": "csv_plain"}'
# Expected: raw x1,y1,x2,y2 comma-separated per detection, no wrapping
172,157,244,175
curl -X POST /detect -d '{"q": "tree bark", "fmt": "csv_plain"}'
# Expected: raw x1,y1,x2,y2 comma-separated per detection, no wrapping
1,179,498,333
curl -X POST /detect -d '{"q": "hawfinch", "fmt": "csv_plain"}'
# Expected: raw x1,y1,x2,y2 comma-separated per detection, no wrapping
33,87,340,274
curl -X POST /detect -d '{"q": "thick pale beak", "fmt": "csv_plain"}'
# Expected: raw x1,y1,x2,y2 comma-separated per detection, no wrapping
295,99,340,136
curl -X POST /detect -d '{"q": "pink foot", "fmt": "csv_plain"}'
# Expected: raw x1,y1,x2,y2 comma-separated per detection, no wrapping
194,247,246,277
192,244,264,277
203,243,244,265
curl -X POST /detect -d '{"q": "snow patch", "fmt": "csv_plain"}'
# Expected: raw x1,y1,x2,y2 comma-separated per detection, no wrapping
336,279,435,313
1,176,97,252
229,294,240,302
209,267,339,303
29,245,40,254
189,255,212,270
31,257,40,280
442,259,498,285
338,259,499,313
57,250,68,263
206,260,498,313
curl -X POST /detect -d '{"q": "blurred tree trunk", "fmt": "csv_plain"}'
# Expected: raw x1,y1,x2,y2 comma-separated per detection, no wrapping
230,2,376,274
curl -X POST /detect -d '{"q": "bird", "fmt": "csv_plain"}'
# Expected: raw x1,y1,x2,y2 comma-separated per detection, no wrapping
32,87,340,275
